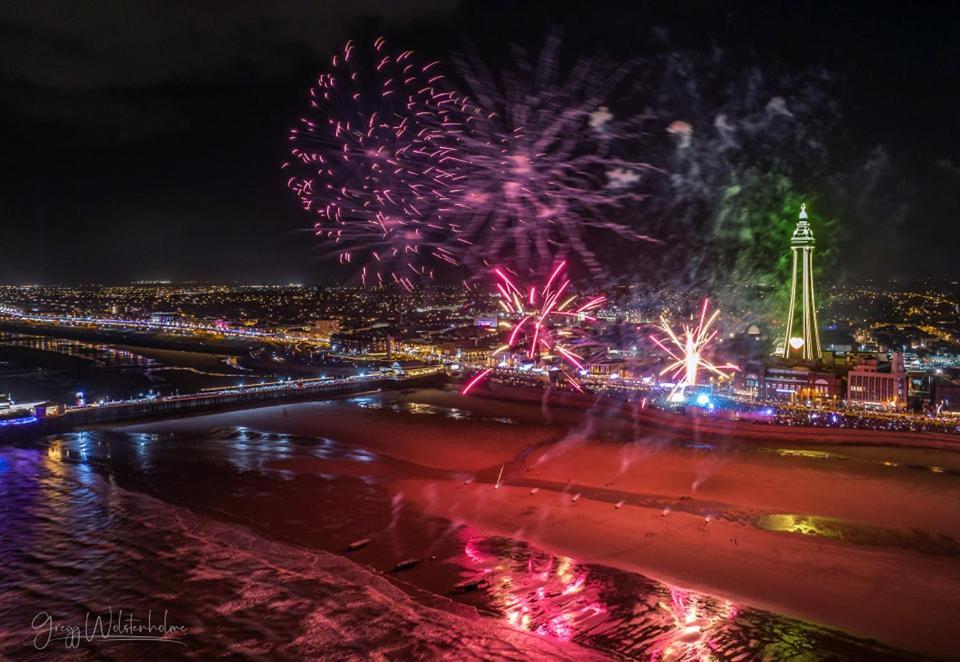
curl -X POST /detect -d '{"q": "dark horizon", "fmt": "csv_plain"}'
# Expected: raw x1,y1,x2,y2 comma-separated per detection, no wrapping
1,0,958,285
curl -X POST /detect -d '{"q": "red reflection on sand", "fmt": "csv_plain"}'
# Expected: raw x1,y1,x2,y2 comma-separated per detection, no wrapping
461,535,605,641
649,586,739,661
460,530,742,659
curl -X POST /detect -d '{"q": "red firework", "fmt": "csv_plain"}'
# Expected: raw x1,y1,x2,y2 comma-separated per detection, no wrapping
462,261,605,395
284,38,479,289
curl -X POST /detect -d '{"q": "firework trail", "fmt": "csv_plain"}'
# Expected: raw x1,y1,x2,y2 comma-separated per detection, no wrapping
462,261,605,394
650,298,738,390
451,34,657,277
284,38,479,289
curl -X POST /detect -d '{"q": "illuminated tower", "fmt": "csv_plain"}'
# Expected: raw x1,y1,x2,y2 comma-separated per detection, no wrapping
781,203,822,361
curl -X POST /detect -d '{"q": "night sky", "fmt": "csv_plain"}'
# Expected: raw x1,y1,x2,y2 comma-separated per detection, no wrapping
1,0,957,284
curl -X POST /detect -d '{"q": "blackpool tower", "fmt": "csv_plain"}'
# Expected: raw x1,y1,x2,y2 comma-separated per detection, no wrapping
781,203,822,361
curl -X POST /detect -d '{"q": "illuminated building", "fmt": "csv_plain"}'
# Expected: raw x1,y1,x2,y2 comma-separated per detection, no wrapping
847,352,907,409
32,401,64,418
330,329,392,356
314,318,341,337
738,363,842,401
149,311,180,324
780,204,822,361
587,357,628,378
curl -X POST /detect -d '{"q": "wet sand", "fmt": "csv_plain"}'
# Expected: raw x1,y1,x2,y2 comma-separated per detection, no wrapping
0,440,606,661
122,396,550,472
122,388,960,658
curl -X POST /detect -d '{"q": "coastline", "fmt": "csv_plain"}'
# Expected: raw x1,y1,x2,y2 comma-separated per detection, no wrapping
467,382,960,450
118,388,960,658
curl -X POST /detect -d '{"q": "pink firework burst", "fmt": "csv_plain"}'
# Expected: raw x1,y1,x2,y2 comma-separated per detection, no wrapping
462,261,605,395
650,298,739,389
451,35,658,276
284,38,478,290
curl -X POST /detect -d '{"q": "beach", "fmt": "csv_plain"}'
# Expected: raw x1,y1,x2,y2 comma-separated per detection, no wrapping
117,387,960,658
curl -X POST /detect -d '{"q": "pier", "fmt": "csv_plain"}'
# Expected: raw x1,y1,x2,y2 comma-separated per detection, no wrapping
0,369,447,440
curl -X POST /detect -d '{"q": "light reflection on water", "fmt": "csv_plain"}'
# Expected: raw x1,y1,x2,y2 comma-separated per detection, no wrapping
346,396,518,425
761,448,850,461
0,332,158,368
462,532,746,660
760,447,960,477
463,535,607,641
455,531,908,660
0,431,916,660
0,443,588,659
755,513,960,555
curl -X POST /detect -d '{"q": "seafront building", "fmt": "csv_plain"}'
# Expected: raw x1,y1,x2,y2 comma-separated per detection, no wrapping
738,363,843,402
847,352,908,409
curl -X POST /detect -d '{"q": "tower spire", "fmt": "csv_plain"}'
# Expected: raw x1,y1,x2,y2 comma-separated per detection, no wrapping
780,202,822,361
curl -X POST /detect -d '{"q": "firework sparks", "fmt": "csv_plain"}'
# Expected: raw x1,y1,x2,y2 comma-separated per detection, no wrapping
650,299,738,389
462,261,604,395
286,36,660,284
451,35,657,276
284,38,478,288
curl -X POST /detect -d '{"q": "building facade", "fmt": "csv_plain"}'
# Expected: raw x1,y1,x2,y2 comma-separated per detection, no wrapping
330,329,392,356
737,362,842,401
846,352,907,409
314,319,341,337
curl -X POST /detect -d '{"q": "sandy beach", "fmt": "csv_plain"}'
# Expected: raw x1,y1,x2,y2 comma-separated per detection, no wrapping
122,388,960,658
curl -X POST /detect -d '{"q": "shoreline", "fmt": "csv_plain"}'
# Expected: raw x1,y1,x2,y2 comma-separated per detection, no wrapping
112,380,960,452
117,389,960,657
468,382,960,450
5,327,956,452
